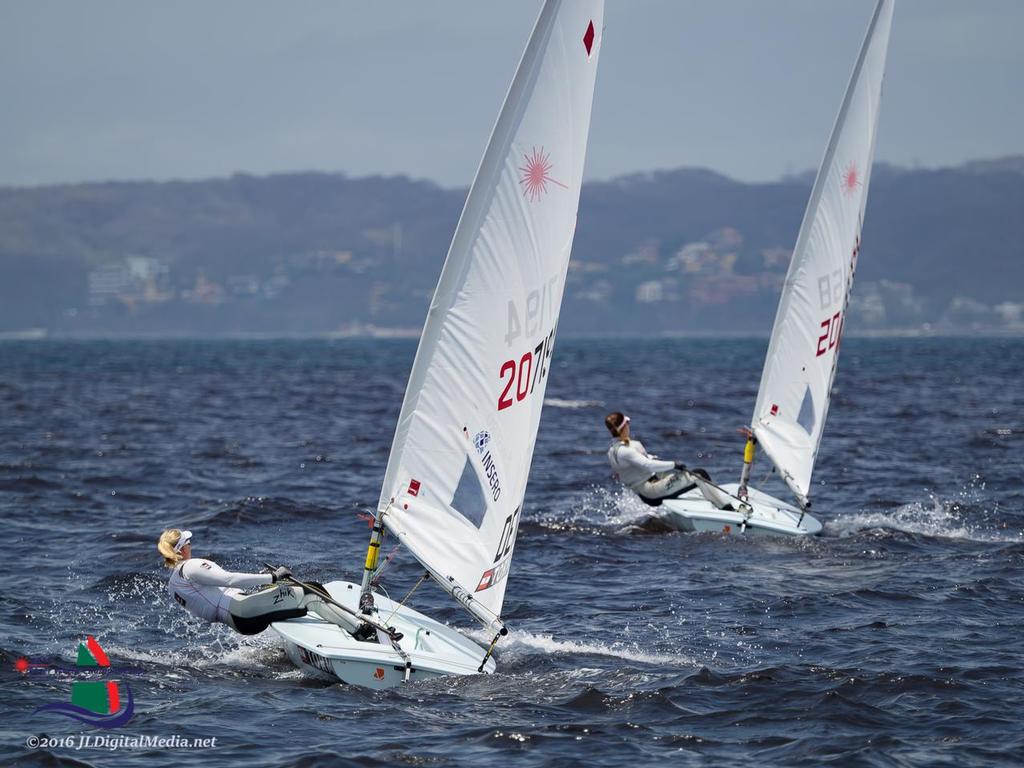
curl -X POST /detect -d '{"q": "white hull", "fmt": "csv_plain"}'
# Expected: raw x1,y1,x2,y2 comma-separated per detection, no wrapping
272,580,496,689
660,484,823,537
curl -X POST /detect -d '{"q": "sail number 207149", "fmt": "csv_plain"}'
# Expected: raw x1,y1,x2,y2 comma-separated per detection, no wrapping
497,328,554,410
816,311,842,357
499,279,561,411
814,236,859,358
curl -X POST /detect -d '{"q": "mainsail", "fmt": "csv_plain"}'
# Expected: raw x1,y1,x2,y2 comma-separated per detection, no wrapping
376,0,603,631
751,0,894,507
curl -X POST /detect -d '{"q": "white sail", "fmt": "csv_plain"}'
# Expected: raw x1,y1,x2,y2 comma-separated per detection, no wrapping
377,0,603,630
752,0,894,507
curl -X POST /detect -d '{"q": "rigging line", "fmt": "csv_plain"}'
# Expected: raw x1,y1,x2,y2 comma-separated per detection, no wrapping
477,630,502,673
370,545,401,586
263,563,404,642
383,571,429,626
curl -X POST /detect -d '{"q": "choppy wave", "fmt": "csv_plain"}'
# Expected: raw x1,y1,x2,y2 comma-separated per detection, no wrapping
535,484,658,534
544,398,605,409
830,494,1023,543
500,631,697,668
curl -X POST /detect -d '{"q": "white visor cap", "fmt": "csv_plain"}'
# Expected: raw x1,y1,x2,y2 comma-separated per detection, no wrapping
173,530,193,553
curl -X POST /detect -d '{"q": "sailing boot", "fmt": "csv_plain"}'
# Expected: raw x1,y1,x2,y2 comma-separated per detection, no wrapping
352,622,379,643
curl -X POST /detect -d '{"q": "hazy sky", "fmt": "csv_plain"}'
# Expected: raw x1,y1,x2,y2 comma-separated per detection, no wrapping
2,1,1021,188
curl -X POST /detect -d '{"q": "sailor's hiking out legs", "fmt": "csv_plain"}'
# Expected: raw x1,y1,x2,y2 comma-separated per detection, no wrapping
227,582,370,637
635,467,712,506
301,586,365,636
227,584,306,635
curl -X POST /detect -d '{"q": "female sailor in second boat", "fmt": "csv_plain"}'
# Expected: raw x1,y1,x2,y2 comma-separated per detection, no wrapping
157,528,374,639
605,411,710,505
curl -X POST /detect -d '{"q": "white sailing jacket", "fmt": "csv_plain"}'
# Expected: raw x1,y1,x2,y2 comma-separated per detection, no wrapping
607,439,675,489
167,558,272,625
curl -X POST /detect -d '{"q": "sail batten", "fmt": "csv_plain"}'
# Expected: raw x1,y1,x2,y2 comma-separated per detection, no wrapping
751,0,894,506
377,0,603,622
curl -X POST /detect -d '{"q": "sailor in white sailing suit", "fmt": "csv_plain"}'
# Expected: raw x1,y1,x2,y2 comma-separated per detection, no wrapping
605,411,709,505
157,528,371,638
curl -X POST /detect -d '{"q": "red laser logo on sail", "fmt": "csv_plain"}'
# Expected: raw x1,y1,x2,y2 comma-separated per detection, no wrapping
842,162,861,195
519,147,567,202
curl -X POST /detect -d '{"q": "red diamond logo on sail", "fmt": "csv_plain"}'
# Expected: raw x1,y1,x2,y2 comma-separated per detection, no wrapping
519,146,568,202
770,404,779,416
476,568,495,592
408,479,420,497
843,162,860,195
583,20,595,56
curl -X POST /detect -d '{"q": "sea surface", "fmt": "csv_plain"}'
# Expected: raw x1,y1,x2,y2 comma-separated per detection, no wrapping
1,337,1022,767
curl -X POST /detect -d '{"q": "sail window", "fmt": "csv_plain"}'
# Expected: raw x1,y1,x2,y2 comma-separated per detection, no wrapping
450,457,487,528
797,386,816,435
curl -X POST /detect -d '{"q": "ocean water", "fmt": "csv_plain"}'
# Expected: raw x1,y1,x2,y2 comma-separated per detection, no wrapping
1,337,1022,767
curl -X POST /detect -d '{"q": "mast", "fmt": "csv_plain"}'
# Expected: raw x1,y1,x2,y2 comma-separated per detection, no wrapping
737,432,756,502
358,517,386,612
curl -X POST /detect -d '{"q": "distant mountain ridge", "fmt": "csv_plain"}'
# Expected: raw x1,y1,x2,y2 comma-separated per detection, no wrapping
1,156,1022,337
